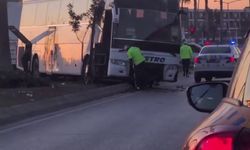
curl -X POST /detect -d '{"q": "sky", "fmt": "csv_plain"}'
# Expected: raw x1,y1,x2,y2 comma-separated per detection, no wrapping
183,0,249,10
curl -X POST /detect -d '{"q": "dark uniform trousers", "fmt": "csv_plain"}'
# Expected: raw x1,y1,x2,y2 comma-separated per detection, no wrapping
182,59,191,76
133,61,150,88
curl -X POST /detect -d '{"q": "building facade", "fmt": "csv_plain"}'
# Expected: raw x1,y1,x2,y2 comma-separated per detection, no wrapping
182,7,250,45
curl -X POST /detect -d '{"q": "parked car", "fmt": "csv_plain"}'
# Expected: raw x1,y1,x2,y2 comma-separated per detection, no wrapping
183,31,250,150
194,45,241,83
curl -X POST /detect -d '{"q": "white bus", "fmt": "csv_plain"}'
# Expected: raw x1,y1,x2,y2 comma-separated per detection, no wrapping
18,0,181,83
93,0,182,82
17,0,101,77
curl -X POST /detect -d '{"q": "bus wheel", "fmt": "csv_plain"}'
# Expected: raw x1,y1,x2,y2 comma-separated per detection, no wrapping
32,56,40,78
81,55,90,85
205,76,212,82
194,73,201,83
173,71,178,82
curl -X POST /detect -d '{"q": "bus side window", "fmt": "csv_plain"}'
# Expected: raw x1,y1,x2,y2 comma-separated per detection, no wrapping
34,2,47,26
59,0,71,24
47,1,60,24
21,3,36,26
73,0,89,14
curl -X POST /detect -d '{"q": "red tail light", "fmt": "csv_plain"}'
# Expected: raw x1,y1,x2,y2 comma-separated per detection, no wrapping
196,133,235,150
194,57,200,64
229,57,235,63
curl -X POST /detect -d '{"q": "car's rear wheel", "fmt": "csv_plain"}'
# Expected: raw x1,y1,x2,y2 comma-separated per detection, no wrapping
205,76,212,82
194,73,201,83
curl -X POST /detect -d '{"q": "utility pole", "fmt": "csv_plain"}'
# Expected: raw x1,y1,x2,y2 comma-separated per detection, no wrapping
0,0,12,72
89,0,105,82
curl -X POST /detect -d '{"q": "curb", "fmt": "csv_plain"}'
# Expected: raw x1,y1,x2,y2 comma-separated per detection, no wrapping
0,83,131,126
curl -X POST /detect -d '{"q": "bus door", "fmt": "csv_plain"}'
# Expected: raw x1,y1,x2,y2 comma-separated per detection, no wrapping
44,26,56,74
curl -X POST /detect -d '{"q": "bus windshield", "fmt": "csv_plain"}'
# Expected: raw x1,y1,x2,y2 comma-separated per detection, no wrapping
112,8,181,43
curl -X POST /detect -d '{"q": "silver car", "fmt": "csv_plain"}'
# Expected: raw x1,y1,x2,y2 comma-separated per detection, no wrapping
194,45,241,83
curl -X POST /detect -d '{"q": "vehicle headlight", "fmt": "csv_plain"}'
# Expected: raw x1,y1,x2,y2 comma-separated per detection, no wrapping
110,59,127,66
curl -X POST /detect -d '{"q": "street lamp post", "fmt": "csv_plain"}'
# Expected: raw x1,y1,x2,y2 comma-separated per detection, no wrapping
0,0,12,72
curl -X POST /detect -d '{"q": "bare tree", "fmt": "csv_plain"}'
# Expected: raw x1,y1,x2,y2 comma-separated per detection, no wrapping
205,0,208,10
181,0,191,8
204,0,209,39
68,0,104,58
67,3,89,63
68,0,105,83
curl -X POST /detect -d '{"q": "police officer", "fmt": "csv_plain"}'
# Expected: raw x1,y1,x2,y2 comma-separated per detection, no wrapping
126,45,147,89
180,42,193,77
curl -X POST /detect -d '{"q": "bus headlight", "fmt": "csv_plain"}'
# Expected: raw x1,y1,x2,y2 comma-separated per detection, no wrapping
110,59,127,66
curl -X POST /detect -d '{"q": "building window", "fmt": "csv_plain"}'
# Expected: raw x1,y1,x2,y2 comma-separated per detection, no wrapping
230,22,234,27
234,13,238,18
189,12,194,19
224,13,227,18
230,12,234,18
235,22,239,28
223,22,227,27
199,12,203,18
199,22,203,28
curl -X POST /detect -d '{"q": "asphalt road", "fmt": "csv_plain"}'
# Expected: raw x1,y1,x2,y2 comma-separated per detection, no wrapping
0,77,208,150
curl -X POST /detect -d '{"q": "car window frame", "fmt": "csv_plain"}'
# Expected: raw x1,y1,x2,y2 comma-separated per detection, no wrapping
236,47,241,55
233,46,241,56
187,43,202,53
243,65,250,106
200,45,231,54
231,46,239,56
228,36,250,105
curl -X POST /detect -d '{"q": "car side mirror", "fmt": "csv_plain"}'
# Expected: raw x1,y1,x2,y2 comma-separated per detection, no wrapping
187,82,228,113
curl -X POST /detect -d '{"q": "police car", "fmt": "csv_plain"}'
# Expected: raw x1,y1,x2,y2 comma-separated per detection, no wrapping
193,45,241,83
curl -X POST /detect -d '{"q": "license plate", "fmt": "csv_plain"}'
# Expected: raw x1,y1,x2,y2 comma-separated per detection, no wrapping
208,59,216,63
207,56,219,63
